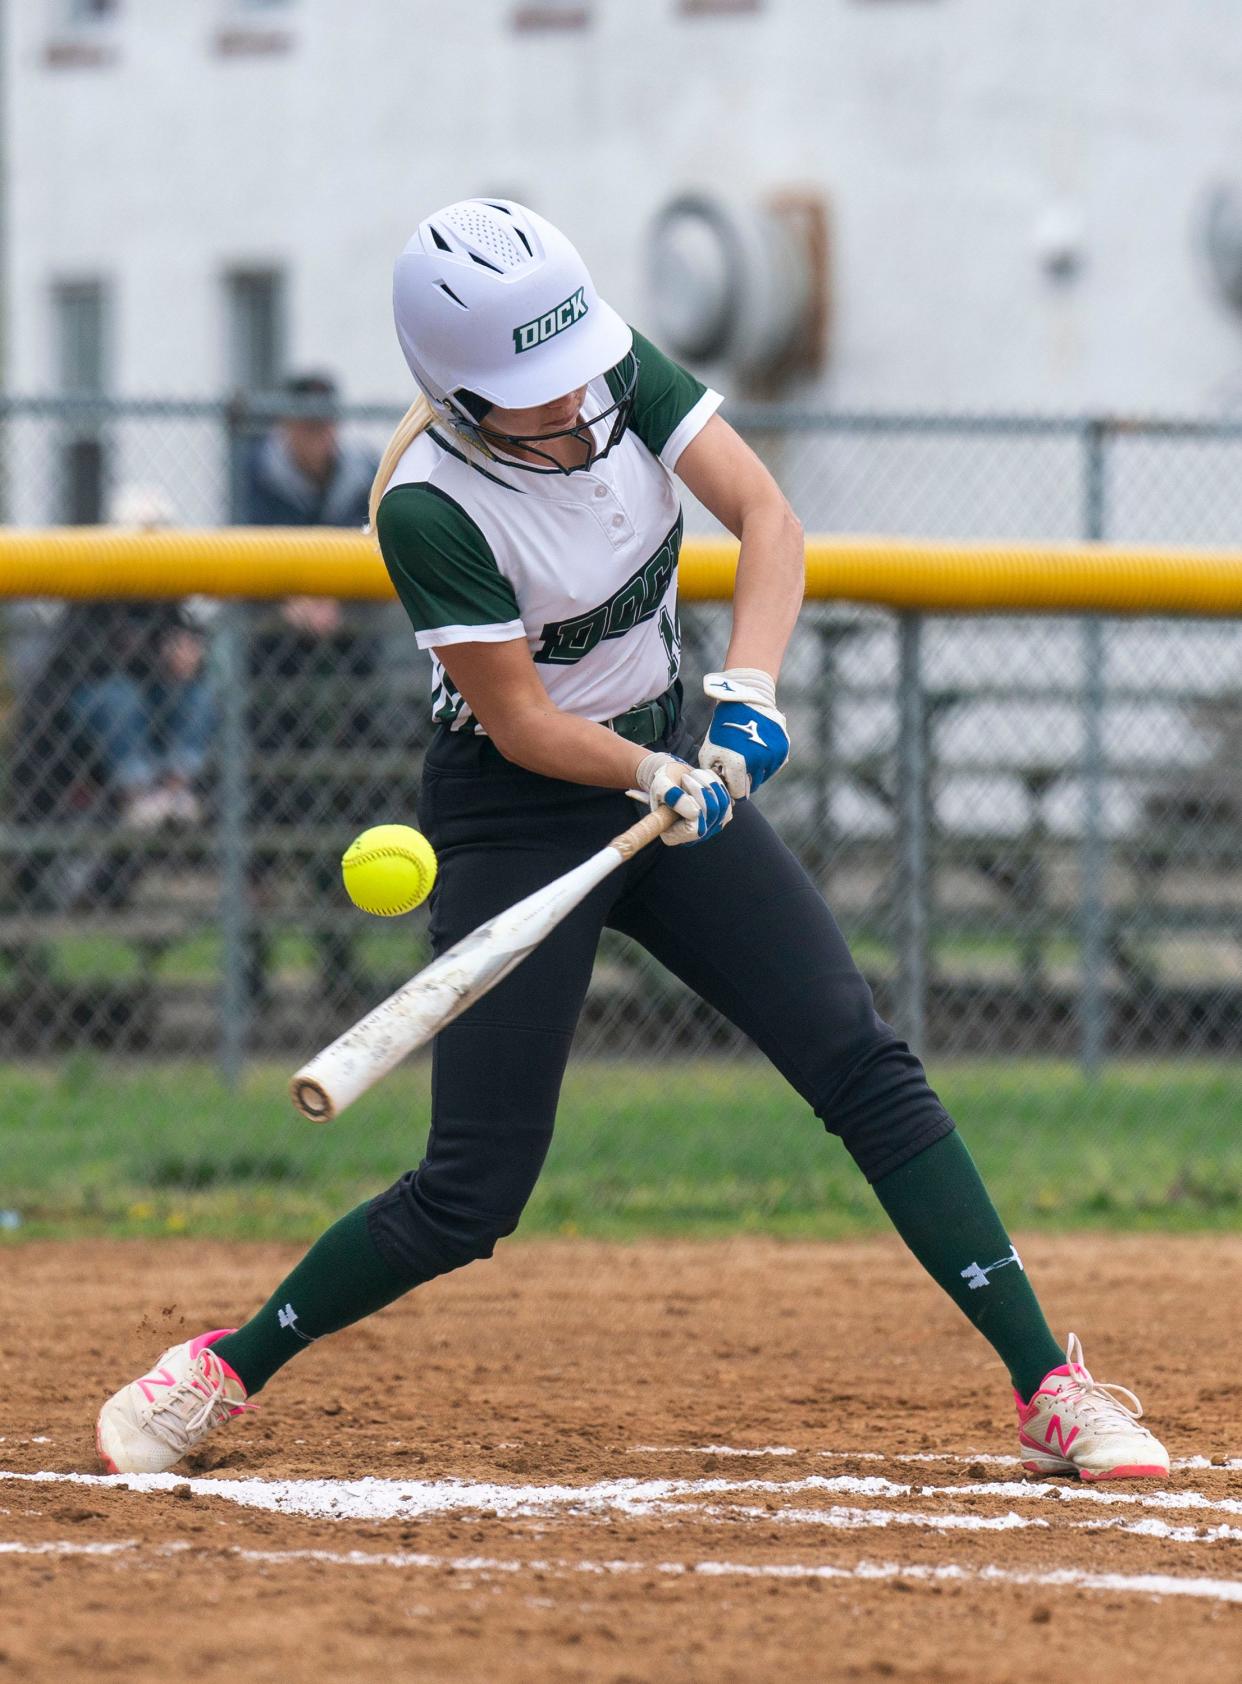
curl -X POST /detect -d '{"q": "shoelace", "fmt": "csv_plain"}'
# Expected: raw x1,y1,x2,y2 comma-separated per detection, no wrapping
1057,1331,1152,1432
144,1350,244,1454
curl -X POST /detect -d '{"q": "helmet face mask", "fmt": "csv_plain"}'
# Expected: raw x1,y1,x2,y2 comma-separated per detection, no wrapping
394,199,635,471
446,350,639,476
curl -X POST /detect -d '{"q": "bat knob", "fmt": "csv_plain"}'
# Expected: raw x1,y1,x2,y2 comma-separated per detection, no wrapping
290,1075,335,1123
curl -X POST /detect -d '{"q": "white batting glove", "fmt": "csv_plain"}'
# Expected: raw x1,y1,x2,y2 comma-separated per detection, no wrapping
698,667,790,800
633,752,733,846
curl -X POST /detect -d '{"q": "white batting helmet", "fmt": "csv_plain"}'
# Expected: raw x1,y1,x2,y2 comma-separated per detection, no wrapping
393,199,633,427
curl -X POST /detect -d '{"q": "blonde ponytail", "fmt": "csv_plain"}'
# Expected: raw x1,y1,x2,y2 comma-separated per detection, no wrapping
368,392,438,537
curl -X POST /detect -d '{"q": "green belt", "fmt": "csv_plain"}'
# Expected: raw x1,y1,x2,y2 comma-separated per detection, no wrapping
606,684,681,748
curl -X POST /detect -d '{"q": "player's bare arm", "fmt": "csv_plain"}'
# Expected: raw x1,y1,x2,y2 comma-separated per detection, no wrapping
433,635,647,789
676,413,806,682
670,415,801,799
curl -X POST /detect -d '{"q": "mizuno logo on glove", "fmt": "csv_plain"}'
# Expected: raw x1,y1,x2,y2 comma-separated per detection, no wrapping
723,719,765,745
698,670,790,801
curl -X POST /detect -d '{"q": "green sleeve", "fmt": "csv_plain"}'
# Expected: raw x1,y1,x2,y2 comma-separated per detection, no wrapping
376,483,521,642
607,328,712,461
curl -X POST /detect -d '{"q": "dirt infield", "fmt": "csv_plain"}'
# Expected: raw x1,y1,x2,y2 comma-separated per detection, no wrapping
2,1234,1240,1683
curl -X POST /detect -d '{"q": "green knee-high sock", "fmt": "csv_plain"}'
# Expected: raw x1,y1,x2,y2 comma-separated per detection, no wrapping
213,1203,411,1395
872,1132,1065,1401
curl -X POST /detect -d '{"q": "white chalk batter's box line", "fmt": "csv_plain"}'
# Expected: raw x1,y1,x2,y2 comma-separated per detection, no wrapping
5,1468,1242,1521
6,1477,1241,1548
628,1445,1242,1470
6,1467,1242,1528
2,1536,1241,1607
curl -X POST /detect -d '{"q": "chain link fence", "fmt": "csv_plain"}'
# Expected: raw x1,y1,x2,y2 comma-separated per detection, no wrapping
3,396,1242,1228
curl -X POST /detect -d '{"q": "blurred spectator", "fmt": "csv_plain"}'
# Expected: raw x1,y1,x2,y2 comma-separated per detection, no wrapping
239,370,372,529
7,488,215,914
66,488,213,830
65,601,212,830
235,373,385,1009
237,371,378,716
12,488,214,837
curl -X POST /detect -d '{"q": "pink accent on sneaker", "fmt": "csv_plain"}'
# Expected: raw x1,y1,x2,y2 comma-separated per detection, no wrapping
188,1329,239,1376
1016,1373,1084,1457
1016,1380,1082,1454
1014,1361,1088,1412
1018,1429,1056,1455
187,1329,234,1355
1015,1362,1083,1412
134,1366,179,1404
186,1329,247,1413
1012,1335,1169,1483
1078,1463,1170,1483
128,1331,247,1417
95,1421,118,1475
1043,1413,1080,1456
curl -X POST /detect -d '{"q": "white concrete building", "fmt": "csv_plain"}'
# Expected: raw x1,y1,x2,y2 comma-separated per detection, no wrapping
7,3,1242,862
10,1,1242,417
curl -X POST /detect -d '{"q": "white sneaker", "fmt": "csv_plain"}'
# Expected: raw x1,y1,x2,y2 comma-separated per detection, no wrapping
1015,1332,1169,1482
163,785,202,826
121,787,178,831
96,1329,249,1474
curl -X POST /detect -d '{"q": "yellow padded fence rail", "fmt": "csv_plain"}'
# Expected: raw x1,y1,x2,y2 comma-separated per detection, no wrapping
6,527,1242,616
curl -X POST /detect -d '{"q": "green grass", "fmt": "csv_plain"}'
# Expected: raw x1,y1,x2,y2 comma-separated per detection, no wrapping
1,1058,1240,1241
8,927,431,987
2,925,1131,989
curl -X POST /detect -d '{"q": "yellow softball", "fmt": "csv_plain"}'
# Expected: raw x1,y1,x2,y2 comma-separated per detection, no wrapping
341,824,438,917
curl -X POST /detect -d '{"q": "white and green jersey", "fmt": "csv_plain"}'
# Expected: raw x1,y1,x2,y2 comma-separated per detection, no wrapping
376,330,721,732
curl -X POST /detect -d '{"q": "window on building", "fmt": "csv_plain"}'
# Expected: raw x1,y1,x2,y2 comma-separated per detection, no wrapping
511,4,591,32
53,279,110,522
67,0,121,22
214,0,296,58
55,280,109,393
47,0,121,68
678,1,760,15
225,268,286,392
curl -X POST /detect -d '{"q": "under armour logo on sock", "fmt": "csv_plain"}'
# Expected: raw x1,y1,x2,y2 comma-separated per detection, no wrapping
960,1244,1024,1290
277,1303,299,1330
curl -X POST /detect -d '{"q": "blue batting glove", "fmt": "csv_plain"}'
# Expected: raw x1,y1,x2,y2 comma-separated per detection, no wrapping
698,668,790,799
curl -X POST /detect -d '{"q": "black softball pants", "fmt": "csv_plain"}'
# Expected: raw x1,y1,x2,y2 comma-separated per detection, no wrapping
368,725,953,1283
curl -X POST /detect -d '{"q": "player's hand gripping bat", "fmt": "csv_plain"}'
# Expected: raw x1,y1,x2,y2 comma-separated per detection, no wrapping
289,804,676,1122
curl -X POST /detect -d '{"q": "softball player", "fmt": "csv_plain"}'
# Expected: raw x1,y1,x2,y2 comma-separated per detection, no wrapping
98,200,1168,1483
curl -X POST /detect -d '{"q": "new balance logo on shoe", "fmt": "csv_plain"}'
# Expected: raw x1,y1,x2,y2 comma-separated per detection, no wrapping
960,1244,1024,1290
277,1303,299,1330
136,1363,214,1405
1042,1413,1081,1456
135,1366,178,1404
723,719,765,745
1012,1332,1169,1482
